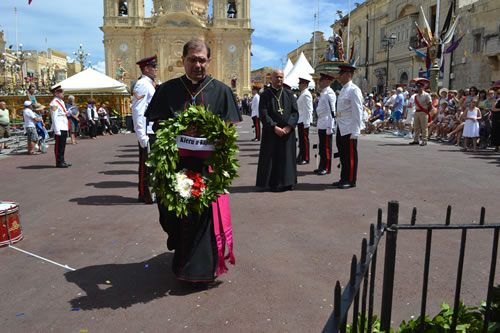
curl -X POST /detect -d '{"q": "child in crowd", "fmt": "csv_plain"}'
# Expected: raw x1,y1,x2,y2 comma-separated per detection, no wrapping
462,98,481,151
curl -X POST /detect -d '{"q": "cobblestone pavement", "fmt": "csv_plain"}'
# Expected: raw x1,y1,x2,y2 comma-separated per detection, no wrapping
1,116,499,332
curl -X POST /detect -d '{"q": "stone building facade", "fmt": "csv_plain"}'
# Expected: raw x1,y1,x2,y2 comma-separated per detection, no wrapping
324,0,499,93
101,0,253,96
286,31,329,69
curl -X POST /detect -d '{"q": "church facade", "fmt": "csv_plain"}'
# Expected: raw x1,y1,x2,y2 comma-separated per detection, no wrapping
101,0,253,96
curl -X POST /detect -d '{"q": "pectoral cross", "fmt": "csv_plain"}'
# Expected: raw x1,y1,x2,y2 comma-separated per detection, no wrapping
278,107,284,115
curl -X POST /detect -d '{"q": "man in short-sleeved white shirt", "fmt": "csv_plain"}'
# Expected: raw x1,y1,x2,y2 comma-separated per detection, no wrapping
23,100,42,155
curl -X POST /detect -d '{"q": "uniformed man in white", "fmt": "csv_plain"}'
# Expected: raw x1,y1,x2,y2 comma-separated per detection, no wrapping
250,86,260,141
314,73,336,175
50,85,71,168
332,64,364,189
296,77,313,165
132,55,157,203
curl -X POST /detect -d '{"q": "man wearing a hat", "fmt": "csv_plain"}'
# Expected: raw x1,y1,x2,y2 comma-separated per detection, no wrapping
314,73,336,174
256,68,298,191
296,77,313,165
50,85,71,167
132,55,157,204
410,82,432,146
144,40,242,283
250,86,261,141
332,64,364,189
23,100,42,155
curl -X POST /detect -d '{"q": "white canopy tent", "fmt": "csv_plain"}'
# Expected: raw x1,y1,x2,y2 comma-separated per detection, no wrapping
56,68,128,94
283,58,294,77
283,52,315,90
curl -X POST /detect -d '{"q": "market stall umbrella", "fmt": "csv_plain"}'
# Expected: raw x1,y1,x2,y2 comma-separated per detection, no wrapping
56,68,128,94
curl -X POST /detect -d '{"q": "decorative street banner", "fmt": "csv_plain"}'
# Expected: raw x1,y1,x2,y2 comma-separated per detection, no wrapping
176,135,215,151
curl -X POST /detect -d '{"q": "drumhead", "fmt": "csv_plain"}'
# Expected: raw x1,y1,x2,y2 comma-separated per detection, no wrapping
0,201,19,214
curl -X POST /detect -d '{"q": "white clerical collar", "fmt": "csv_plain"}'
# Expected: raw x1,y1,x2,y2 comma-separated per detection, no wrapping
185,74,206,85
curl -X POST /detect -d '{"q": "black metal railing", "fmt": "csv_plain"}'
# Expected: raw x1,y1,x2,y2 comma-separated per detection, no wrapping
323,200,500,333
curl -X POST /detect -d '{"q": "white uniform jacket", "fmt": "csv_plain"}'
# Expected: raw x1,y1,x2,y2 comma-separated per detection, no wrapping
316,86,336,134
297,89,313,128
250,93,260,118
336,81,365,138
50,97,69,135
132,75,156,148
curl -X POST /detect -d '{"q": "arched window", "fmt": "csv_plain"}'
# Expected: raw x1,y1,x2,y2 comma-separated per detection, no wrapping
119,1,128,16
400,72,408,85
227,0,237,18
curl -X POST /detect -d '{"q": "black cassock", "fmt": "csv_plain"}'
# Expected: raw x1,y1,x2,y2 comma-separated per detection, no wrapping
256,87,299,189
145,75,242,282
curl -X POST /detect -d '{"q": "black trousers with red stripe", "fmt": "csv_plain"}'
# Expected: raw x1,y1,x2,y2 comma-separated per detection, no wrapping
252,116,260,140
297,123,310,162
138,143,153,201
54,130,67,166
336,130,358,185
318,129,332,172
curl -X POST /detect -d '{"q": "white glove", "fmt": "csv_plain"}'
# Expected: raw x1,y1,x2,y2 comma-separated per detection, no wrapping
54,131,61,136
351,133,359,140
139,136,149,149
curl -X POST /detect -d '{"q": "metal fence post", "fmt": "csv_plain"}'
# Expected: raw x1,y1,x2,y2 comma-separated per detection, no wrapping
380,200,399,332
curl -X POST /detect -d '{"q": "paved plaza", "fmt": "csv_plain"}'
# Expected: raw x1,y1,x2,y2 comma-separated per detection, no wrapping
1,115,499,332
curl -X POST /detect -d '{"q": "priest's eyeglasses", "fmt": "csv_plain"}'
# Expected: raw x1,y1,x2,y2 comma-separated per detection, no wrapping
185,57,209,64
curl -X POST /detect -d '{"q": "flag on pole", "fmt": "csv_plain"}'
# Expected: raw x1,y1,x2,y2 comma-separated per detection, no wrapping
415,22,430,47
440,0,455,40
444,34,464,53
420,6,433,42
409,46,426,58
28,0,32,4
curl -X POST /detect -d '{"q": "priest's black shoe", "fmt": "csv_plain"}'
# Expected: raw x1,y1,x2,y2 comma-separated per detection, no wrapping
339,182,356,189
56,163,69,168
331,180,342,187
297,160,308,165
316,169,328,175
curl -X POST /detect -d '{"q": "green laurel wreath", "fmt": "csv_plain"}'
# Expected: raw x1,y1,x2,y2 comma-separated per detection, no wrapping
146,104,239,218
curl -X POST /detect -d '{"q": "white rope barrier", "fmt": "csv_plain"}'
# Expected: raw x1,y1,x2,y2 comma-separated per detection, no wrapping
8,245,76,271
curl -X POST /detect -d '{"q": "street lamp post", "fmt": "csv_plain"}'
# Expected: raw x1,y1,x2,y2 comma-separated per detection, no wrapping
14,43,32,91
73,44,90,70
382,33,397,93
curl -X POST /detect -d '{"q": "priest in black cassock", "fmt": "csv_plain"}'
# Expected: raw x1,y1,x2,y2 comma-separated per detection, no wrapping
256,69,299,192
145,40,242,283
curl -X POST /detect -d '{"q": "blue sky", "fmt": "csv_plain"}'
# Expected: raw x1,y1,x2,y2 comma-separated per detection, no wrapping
0,0,348,74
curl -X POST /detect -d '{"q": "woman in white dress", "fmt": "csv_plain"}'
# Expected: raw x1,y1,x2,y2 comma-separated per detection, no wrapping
462,98,481,152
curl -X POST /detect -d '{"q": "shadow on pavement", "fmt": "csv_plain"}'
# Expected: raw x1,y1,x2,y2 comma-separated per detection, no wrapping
238,147,259,152
99,170,137,176
86,181,137,189
105,160,137,165
115,154,138,159
229,185,258,194
69,195,139,205
116,149,137,153
65,253,219,310
17,164,56,170
239,153,259,158
119,145,137,148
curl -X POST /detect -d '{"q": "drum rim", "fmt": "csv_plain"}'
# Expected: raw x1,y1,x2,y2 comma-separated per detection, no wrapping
0,201,20,215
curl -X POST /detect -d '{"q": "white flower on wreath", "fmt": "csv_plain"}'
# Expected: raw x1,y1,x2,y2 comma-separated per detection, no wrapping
174,171,194,199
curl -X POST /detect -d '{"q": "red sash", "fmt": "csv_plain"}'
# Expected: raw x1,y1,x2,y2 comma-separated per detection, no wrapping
54,99,71,129
415,96,432,122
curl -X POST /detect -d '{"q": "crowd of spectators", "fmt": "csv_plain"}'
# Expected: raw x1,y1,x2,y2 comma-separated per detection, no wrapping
0,85,120,155
360,84,500,152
